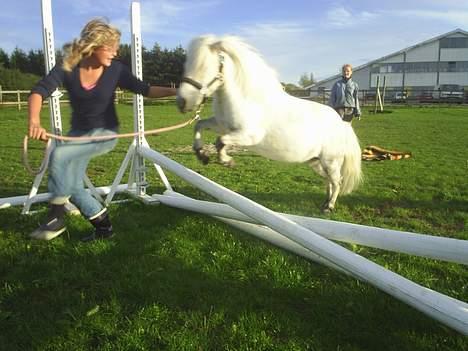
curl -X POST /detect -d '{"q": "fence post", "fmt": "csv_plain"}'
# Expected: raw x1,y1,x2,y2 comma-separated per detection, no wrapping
374,76,380,113
0,85,2,104
17,90,21,111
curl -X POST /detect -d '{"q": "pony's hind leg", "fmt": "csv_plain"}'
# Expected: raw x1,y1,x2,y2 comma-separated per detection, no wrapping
322,160,343,212
309,158,341,212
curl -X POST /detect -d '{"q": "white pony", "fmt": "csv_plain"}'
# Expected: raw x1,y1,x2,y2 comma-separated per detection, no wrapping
176,35,362,212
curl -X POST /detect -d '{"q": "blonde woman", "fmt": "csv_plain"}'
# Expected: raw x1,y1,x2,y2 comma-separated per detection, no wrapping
28,18,176,242
329,64,361,122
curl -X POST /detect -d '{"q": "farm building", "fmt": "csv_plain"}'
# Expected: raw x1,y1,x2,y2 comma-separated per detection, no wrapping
307,28,468,101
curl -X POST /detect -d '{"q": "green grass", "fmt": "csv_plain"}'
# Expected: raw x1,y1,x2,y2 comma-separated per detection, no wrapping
0,103,467,350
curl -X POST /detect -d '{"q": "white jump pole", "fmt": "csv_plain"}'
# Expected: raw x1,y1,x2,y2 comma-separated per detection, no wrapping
0,185,129,209
152,191,468,265
217,217,351,276
139,145,468,335
130,1,147,198
130,2,172,193
153,191,350,275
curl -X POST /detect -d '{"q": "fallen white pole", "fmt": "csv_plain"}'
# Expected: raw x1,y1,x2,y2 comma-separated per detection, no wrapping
216,216,351,276
152,191,468,265
157,191,351,275
139,145,468,335
0,184,129,209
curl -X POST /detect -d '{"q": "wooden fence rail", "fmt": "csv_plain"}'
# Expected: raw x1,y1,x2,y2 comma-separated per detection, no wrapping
0,88,141,110
0,85,174,111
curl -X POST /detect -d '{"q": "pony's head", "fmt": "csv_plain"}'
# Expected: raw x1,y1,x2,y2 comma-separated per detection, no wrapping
177,35,224,112
177,35,283,113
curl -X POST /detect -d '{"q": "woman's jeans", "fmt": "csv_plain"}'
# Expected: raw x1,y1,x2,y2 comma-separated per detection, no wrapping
48,128,118,218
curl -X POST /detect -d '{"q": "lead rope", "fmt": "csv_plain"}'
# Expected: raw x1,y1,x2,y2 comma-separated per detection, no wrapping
23,110,202,176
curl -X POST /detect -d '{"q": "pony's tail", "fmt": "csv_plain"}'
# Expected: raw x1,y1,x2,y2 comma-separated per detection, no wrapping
340,124,363,194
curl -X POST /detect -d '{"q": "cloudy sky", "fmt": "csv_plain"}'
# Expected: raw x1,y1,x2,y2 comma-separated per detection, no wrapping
1,0,467,84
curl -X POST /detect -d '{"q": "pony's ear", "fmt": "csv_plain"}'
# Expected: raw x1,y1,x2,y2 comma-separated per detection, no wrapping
187,34,217,54
210,36,237,53
210,36,243,64
196,34,218,47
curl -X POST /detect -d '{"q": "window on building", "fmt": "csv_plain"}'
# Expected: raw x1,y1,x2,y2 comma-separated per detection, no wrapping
439,61,468,72
370,63,404,73
405,62,438,73
460,61,468,71
448,62,456,72
371,60,468,74
440,37,468,48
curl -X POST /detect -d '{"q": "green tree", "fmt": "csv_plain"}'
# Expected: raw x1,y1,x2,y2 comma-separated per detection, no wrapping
118,43,131,67
142,43,185,86
298,72,315,88
55,48,64,67
9,48,29,72
0,48,9,68
0,41,186,89
0,66,40,90
27,49,45,76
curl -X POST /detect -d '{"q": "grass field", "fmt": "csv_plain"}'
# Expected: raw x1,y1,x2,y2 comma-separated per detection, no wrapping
0,103,467,350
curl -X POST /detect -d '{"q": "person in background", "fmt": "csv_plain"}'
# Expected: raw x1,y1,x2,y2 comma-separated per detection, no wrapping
329,63,361,123
28,18,176,242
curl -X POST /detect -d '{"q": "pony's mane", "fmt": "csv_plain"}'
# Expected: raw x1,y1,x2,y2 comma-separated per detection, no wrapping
187,35,284,98
185,35,216,75
213,36,284,97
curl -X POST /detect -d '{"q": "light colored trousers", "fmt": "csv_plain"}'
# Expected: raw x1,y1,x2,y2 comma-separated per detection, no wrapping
48,128,117,218
334,107,355,122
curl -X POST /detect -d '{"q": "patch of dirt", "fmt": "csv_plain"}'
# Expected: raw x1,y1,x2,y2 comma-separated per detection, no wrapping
169,144,249,154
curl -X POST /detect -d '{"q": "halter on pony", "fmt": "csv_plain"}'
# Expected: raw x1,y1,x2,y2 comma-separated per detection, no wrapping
180,52,225,109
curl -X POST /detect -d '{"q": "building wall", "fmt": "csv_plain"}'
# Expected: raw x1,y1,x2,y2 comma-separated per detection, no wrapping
440,48,468,61
309,30,468,96
370,73,404,88
405,73,437,86
352,67,371,90
439,72,468,85
381,53,404,63
406,41,439,62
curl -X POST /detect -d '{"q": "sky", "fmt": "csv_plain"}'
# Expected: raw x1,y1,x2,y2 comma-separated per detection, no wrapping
1,0,468,84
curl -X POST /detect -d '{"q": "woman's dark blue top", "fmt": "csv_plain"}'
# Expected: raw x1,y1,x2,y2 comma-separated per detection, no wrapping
31,60,150,131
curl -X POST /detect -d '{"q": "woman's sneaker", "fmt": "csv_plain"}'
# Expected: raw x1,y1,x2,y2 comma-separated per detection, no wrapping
30,204,67,240
81,208,114,242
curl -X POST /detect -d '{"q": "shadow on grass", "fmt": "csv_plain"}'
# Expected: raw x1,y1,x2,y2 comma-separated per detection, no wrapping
0,200,463,350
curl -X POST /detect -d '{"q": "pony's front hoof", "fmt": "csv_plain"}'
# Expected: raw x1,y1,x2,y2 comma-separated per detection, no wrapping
321,202,334,214
220,159,236,168
215,137,225,152
195,150,210,165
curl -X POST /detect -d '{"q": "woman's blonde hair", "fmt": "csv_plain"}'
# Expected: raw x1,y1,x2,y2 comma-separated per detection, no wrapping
62,18,121,71
341,63,353,72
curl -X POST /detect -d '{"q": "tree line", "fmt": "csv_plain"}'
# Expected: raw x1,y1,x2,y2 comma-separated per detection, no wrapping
0,43,186,90
0,44,315,91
